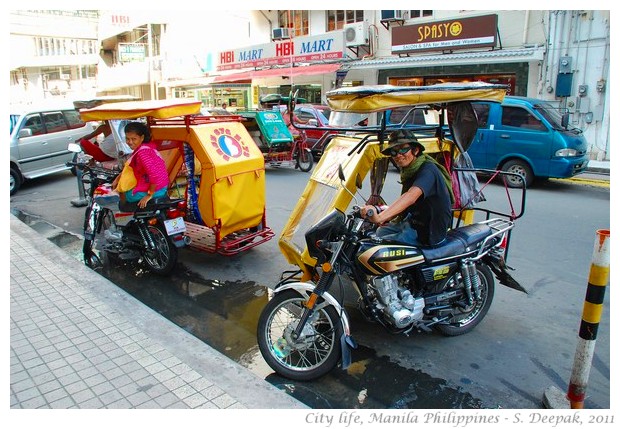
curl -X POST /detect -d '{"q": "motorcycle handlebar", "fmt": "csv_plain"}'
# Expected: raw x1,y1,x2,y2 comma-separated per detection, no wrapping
70,161,119,181
351,205,374,219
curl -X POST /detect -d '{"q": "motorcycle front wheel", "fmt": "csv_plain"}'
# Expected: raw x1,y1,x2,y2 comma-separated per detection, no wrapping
257,289,343,381
296,148,314,172
434,263,495,336
83,207,115,271
142,224,178,275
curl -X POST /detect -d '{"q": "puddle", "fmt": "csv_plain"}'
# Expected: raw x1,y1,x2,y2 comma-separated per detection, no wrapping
266,345,484,409
92,260,487,409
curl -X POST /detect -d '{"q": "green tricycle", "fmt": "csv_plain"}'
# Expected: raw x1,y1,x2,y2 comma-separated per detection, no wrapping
236,94,314,172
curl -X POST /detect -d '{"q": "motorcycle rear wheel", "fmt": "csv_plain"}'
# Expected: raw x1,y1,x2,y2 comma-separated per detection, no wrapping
142,224,178,275
434,264,495,336
257,290,343,381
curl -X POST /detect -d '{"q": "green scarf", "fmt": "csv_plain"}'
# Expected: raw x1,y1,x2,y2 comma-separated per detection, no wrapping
400,153,455,204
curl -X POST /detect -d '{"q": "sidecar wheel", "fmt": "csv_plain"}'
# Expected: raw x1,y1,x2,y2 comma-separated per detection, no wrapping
142,224,178,275
434,264,495,336
257,290,343,381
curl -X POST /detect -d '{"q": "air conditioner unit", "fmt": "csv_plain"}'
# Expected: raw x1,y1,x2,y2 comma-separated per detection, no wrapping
381,10,402,21
272,27,291,40
344,21,369,47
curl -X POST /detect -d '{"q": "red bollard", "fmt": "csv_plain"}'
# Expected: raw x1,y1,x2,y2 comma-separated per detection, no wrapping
566,229,610,408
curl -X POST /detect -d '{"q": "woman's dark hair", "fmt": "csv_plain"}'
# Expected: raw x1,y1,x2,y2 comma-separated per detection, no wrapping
124,121,151,142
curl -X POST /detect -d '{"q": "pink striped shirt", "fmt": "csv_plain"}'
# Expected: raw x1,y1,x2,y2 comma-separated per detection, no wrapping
129,142,168,194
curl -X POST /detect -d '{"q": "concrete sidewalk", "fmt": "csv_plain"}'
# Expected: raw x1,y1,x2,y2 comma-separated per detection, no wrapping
586,159,610,174
10,214,306,409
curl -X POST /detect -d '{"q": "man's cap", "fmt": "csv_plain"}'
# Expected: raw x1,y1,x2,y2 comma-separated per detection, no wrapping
381,131,425,155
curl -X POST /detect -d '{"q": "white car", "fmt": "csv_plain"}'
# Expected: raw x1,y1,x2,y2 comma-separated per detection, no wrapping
10,102,96,195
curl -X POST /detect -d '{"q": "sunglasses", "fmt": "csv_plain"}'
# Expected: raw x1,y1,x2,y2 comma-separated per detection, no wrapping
387,146,411,157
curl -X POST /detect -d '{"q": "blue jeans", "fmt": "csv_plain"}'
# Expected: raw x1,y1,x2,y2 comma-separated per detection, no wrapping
125,188,167,203
376,217,421,246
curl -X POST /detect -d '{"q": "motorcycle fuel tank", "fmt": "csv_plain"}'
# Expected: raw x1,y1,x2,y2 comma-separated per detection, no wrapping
356,240,425,275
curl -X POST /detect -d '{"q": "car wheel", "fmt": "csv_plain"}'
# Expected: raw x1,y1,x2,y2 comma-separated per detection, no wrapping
501,159,533,188
10,167,22,196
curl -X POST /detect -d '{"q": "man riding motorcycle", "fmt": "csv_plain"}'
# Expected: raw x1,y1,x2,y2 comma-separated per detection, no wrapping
361,132,454,246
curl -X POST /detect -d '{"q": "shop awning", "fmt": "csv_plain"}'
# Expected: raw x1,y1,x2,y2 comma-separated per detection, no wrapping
213,63,342,83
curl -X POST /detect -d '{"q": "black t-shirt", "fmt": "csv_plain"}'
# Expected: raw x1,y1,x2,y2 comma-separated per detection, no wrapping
401,162,452,245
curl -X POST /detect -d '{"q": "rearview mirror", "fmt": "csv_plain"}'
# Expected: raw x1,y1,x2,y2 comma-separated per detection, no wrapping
18,128,33,138
561,112,569,129
338,164,346,182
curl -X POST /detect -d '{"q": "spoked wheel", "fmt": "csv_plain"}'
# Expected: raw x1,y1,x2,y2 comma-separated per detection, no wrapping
257,289,343,381
141,224,178,275
434,264,495,336
296,148,314,172
83,207,115,271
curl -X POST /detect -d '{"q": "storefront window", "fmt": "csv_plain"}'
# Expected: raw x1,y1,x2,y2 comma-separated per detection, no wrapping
326,10,364,31
278,11,309,37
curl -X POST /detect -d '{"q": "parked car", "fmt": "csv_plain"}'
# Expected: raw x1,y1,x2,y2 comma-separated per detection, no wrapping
467,96,589,187
293,104,333,160
384,97,589,187
10,102,96,195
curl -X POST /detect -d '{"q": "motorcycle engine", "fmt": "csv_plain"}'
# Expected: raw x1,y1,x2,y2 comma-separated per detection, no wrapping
372,274,424,329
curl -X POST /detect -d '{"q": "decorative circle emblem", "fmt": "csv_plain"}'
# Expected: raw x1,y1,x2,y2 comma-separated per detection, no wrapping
218,135,242,157
449,22,463,37
210,127,251,160
263,113,278,120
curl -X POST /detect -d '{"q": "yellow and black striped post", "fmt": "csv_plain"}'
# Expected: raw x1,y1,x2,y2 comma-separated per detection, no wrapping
567,229,610,409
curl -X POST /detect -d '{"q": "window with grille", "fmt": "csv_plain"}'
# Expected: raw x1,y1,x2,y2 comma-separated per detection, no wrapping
278,11,309,37
326,10,364,31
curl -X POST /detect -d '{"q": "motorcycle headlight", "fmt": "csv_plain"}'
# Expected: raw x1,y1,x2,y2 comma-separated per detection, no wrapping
305,209,346,264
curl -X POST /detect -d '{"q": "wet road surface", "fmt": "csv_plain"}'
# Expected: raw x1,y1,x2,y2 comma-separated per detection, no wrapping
13,208,493,409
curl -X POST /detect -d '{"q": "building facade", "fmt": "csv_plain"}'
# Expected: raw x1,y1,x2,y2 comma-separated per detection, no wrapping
9,10,100,103
9,10,610,160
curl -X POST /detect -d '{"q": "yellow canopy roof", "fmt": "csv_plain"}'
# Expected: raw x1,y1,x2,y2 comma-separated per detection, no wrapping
79,99,201,121
326,82,507,113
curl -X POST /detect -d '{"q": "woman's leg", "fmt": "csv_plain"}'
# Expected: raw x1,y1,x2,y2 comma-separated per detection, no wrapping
125,188,167,203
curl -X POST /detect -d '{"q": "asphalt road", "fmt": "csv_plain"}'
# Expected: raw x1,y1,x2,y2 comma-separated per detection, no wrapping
8,167,611,409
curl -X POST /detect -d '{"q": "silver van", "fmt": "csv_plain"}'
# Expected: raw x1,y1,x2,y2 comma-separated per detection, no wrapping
10,102,96,195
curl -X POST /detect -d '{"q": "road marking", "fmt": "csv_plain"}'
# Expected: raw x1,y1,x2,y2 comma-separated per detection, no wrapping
552,177,610,188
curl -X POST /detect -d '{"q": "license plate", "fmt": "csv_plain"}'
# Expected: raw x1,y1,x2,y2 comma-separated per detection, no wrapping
164,217,186,235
